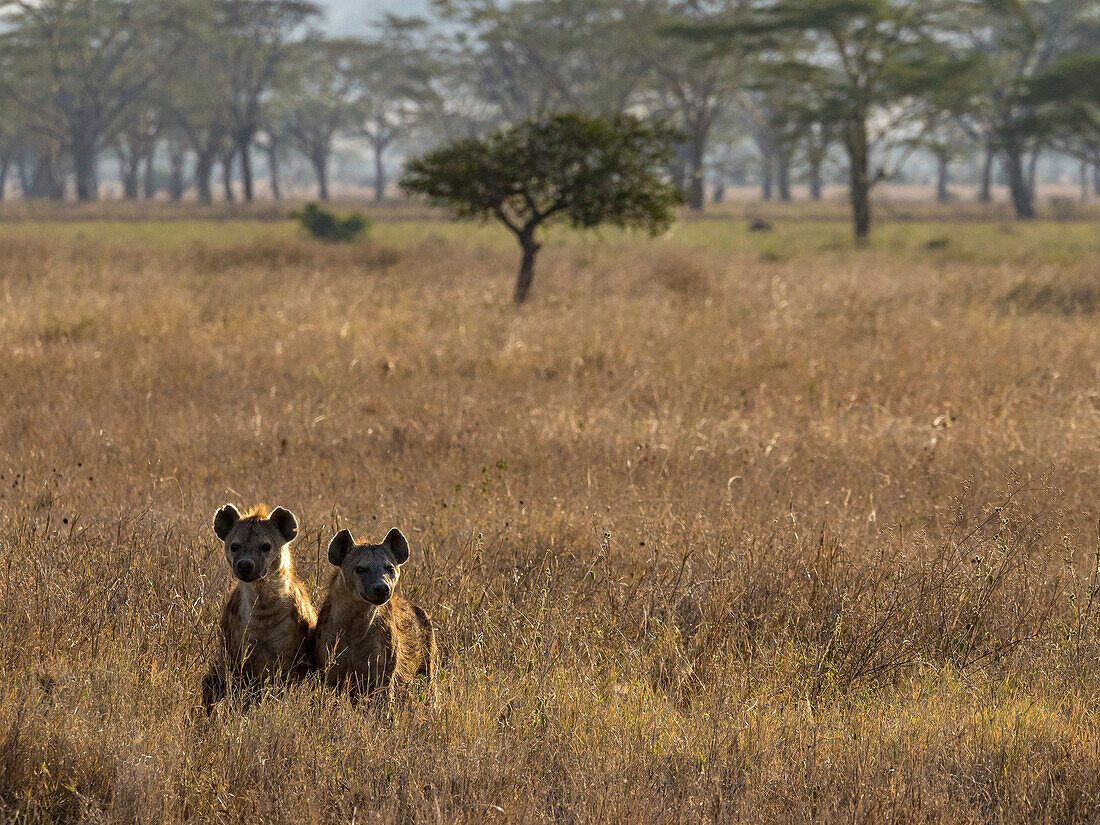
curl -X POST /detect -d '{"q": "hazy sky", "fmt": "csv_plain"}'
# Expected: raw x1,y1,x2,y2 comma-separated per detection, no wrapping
321,0,433,33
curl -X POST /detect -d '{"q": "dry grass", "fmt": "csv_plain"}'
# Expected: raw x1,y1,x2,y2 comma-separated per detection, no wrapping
2,209,1100,823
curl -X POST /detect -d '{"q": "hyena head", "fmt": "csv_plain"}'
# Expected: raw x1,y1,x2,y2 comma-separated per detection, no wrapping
327,527,409,606
213,503,298,584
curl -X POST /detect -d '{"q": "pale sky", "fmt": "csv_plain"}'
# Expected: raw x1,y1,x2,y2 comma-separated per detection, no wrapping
321,0,433,34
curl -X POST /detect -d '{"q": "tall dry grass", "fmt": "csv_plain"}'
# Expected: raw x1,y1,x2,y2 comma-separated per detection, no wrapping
1,213,1100,822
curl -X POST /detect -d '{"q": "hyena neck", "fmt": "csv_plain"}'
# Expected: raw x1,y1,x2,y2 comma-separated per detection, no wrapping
240,548,296,606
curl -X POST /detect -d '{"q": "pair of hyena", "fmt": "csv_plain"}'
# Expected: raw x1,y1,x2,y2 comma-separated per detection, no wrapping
200,503,436,712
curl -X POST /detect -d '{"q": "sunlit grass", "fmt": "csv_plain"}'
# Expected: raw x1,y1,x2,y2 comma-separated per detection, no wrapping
1,204,1100,822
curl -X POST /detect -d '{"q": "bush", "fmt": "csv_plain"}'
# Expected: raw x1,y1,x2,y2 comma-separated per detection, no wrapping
291,203,369,242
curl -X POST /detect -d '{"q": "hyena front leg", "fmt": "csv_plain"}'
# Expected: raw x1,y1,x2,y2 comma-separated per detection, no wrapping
201,660,229,714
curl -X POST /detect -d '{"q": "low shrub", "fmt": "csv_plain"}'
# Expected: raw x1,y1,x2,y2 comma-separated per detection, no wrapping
291,203,369,242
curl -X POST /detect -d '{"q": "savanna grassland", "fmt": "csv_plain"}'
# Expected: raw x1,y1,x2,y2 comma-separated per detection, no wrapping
2,203,1100,823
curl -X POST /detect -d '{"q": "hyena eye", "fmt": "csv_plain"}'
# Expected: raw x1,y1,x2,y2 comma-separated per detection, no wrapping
259,543,272,552
354,565,367,575
230,543,241,552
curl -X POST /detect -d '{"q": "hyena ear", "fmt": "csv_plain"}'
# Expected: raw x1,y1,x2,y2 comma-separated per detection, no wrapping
213,504,241,540
328,529,354,566
383,528,409,564
268,507,298,543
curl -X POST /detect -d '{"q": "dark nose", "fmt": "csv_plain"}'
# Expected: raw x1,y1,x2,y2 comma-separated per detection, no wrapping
371,584,390,601
235,559,255,578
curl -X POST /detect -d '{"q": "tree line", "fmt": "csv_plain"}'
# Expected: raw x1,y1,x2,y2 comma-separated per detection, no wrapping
0,0,1097,236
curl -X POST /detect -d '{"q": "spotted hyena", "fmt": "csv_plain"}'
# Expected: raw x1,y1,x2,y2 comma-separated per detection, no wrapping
201,503,317,712
314,527,436,703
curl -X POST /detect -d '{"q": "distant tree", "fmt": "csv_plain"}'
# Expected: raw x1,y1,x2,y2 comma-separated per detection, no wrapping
163,125,189,201
903,44,983,205
737,65,825,203
255,119,289,199
645,0,748,211
158,0,231,203
757,60,845,203
280,38,362,200
401,113,681,304
0,97,22,201
113,104,161,200
355,16,439,203
0,0,186,201
435,0,648,121
953,0,1092,218
921,116,974,204
214,0,320,202
681,0,965,239
1027,52,1100,194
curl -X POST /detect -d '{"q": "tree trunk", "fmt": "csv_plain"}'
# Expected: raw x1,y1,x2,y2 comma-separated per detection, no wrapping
16,156,28,197
1094,163,1100,197
1003,144,1035,219
196,150,215,205
120,152,140,200
235,134,254,202
844,116,872,241
73,137,99,203
1081,159,1090,203
513,231,541,305
312,152,329,201
267,143,281,200
1026,149,1039,202
670,144,688,197
221,150,235,203
687,137,705,211
142,150,156,200
978,144,993,204
374,142,386,203
776,153,791,202
809,158,822,201
712,175,725,204
16,156,29,197
0,156,9,201
21,151,63,200
168,147,185,202
761,152,774,201
20,150,61,200
935,154,950,204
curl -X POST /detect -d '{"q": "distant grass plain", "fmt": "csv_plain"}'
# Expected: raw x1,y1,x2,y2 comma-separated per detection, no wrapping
2,200,1100,822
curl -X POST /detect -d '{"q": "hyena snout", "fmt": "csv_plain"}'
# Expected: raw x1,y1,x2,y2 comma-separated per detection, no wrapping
234,557,259,581
355,572,392,605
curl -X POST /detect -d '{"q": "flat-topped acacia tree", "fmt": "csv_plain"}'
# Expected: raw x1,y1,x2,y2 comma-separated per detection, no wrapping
399,113,681,304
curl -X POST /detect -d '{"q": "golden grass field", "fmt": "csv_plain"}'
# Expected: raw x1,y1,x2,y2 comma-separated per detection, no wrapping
2,202,1100,823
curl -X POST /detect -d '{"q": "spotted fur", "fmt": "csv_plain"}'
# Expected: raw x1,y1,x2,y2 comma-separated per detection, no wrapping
201,503,317,712
314,527,436,703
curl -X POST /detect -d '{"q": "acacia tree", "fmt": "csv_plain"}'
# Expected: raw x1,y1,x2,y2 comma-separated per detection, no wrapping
401,113,681,304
